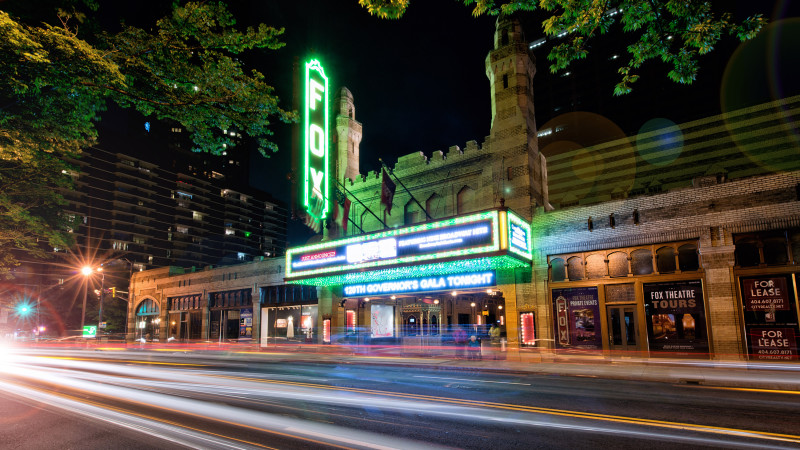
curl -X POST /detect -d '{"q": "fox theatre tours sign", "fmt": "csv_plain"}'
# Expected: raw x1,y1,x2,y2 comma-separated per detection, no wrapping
643,280,708,356
304,59,329,221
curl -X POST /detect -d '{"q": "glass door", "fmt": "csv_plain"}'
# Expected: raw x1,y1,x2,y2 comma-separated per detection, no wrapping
607,305,641,354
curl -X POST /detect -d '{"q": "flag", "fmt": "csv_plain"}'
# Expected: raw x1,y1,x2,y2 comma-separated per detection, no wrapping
333,187,352,233
303,196,323,234
381,168,396,216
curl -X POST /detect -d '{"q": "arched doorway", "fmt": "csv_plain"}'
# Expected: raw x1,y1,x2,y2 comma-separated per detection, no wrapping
135,298,160,341
405,314,419,336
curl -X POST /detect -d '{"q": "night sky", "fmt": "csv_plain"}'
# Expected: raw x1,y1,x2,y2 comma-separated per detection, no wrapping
239,1,496,201
91,1,799,246
231,1,799,203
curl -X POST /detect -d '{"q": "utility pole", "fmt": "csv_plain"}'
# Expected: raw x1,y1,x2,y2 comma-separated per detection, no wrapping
98,268,105,332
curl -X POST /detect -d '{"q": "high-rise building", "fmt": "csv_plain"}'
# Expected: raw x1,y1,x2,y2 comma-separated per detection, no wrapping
59,145,287,269
6,108,288,335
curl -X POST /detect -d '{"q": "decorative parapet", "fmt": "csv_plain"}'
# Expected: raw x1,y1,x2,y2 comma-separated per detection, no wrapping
348,139,489,189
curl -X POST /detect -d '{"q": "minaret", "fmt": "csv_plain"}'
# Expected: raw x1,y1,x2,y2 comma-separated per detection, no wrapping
485,15,548,217
334,87,362,183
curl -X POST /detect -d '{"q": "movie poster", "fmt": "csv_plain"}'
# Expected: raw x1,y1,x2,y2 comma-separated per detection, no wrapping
239,308,253,339
740,275,799,361
370,304,394,338
552,287,601,349
643,280,708,356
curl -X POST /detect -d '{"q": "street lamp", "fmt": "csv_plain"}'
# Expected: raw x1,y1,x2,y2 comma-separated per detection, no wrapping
470,302,477,332
81,265,104,333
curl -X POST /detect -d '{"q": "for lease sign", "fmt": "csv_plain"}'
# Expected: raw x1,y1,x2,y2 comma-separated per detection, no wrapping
743,278,789,311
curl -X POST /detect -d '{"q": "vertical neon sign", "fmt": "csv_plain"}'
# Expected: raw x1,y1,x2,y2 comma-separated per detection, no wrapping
304,59,329,220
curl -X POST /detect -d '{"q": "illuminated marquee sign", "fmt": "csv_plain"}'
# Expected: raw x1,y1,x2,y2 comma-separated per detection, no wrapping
343,271,496,297
507,211,532,259
287,210,500,279
286,208,532,285
304,59,329,220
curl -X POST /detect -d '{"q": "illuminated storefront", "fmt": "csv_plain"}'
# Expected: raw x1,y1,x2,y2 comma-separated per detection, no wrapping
209,289,254,342
167,294,202,342
547,241,711,358
285,208,532,347
734,231,800,361
260,284,319,344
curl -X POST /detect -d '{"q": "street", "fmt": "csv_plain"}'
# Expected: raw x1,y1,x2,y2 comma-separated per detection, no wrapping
1,347,799,449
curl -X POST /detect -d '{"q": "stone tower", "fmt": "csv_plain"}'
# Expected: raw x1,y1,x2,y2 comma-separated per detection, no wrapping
485,15,549,218
334,87,362,183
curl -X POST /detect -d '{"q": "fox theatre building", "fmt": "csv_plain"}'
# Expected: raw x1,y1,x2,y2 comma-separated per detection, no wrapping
284,208,532,348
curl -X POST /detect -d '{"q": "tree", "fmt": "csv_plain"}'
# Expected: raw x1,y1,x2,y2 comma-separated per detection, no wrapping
0,2,295,275
358,0,767,95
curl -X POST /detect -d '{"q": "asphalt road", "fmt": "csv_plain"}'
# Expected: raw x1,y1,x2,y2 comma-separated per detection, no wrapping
1,348,799,449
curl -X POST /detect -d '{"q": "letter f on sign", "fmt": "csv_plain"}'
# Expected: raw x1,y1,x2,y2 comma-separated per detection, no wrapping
309,79,324,110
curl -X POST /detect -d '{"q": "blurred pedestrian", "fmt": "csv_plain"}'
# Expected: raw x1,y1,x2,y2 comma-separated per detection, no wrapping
467,335,481,360
453,326,467,359
489,323,501,359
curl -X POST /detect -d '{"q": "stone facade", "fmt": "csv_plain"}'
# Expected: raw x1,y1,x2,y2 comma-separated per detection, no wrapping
533,93,800,359
128,259,284,342
127,18,800,361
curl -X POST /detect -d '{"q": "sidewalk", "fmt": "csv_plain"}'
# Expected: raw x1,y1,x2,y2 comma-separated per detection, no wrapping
43,339,800,391
244,344,800,391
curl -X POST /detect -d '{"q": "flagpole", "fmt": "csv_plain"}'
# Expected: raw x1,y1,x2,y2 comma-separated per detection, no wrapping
335,178,388,229
333,190,364,234
345,215,364,234
379,159,433,221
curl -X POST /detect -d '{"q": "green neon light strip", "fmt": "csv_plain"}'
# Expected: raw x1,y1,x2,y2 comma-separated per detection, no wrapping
303,59,329,220
287,255,529,287
507,210,533,260
286,210,500,278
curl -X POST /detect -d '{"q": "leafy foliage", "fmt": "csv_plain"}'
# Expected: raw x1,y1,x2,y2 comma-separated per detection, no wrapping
94,2,295,155
358,0,767,95
358,0,410,20
0,2,294,274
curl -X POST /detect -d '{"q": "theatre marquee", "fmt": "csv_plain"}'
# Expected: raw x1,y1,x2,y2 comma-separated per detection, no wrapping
285,208,531,286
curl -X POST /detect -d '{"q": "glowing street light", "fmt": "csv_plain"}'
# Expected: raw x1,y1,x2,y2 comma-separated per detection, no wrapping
81,265,104,333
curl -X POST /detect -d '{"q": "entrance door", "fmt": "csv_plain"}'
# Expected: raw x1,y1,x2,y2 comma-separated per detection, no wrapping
606,305,641,354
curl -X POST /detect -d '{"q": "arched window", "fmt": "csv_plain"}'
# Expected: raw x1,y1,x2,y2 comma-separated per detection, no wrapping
426,193,442,219
763,236,789,265
567,256,584,281
791,231,800,265
136,298,159,316
656,246,677,273
735,237,760,267
457,186,476,215
404,200,422,225
550,258,566,282
631,249,654,275
678,244,700,271
608,252,629,277
360,208,369,231
586,254,607,279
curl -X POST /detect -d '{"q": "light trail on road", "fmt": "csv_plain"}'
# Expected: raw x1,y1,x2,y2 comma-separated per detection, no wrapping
2,351,799,449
